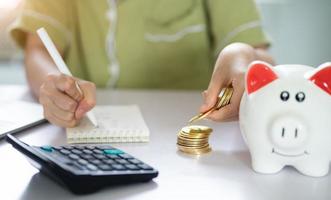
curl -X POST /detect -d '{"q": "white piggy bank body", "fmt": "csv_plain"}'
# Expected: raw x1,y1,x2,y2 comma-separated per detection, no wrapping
239,61,331,177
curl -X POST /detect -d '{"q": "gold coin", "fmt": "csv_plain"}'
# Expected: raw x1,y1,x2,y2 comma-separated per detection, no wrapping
180,146,210,151
181,125,212,134
218,87,233,109
177,141,208,147
222,87,233,107
178,133,209,140
222,87,232,106
178,130,210,136
218,87,227,99
178,133,209,138
177,140,205,145
214,87,227,108
177,143,209,149
178,145,208,150
216,87,230,109
177,137,208,143
178,146,212,154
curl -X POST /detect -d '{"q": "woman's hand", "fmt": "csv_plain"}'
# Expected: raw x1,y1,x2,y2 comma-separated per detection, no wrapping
39,74,96,127
24,33,96,128
199,43,273,122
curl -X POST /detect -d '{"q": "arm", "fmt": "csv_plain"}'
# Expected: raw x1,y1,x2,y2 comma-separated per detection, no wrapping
24,33,96,127
24,33,61,97
200,42,274,121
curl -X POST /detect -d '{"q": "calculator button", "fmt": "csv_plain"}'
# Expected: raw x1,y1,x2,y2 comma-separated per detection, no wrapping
94,154,107,160
138,164,153,170
63,146,74,150
116,159,129,165
68,154,80,160
74,146,85,150
103,149,124,155
52,146,63,151
111,164,125,170
86,164,98,171
82,149,93,154
80,154,94,160
106,154,119,159
103,159,116,165
48,152,72,164
40,146,53,152
85,146,95,150
96,146,115,150
93,149,103,154
98,164,113,171
128,159,142,164
67,162,84,170
90,159,102,165
71,149,83,155
125,164,140,170
119,154,133,159
60,149,71,155
77,159,88,165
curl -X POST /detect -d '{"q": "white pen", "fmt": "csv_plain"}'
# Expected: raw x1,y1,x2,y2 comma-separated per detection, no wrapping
37,27,98,127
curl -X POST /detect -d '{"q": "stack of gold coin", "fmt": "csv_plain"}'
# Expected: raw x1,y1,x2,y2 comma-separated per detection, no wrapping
177,125,213,155
178,87,233,155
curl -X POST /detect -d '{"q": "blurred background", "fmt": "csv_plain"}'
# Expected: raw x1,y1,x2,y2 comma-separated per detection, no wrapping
0,0,330,85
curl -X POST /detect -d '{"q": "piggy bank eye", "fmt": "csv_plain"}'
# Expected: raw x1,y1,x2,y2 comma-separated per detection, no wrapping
280,91,290,101
295,92,305,102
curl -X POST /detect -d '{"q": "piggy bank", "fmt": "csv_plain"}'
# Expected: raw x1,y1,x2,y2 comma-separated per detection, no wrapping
239,61,331,177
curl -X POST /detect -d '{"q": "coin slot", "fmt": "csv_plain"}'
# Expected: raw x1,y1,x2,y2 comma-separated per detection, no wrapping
281,128,285,138
295,128,298,138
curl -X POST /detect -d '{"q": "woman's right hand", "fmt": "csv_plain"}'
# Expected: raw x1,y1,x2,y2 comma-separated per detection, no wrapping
39,73,96,128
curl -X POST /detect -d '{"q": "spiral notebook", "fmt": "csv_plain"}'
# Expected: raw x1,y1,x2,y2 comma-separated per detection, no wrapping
66,105,149,144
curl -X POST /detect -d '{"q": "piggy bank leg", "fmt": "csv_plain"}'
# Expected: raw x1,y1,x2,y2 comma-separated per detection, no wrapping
295,159,330,177
251,155,284,174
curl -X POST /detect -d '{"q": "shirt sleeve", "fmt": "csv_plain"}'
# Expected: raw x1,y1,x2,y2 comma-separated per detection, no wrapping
206,0,271,55
9,0,72,52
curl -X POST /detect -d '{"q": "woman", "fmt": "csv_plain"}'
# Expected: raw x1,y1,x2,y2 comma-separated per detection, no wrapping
10,0,273,127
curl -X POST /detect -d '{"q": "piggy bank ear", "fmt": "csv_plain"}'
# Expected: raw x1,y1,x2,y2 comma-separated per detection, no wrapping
246,61,278,94
309,62,331,95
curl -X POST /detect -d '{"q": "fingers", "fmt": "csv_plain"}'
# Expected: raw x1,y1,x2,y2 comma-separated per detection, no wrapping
207,103,237,122
39,73,96,128
75,80,97,119
208,114,238,122
199,54,231,113
53,74,83,101
39,78,78,127
207,78,244,122
44,108,78,128
41,84,78,112
39,95,75,122
40,76,78,111
199,72,228,113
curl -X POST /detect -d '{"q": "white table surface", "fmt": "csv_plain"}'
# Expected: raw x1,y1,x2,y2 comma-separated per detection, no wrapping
0,85,330,200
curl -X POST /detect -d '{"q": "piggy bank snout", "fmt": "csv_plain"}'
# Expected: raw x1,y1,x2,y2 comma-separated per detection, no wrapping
269,116,308,150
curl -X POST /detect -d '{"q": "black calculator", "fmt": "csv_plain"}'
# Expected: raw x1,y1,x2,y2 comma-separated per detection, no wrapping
6,134,158,194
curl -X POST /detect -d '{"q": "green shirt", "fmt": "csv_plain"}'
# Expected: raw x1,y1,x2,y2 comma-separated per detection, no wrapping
10,0,269,89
